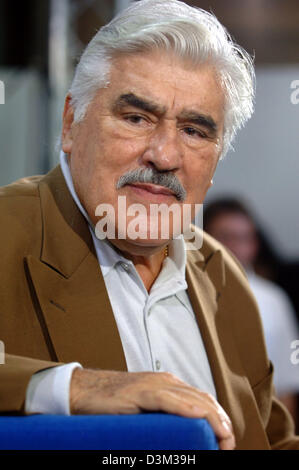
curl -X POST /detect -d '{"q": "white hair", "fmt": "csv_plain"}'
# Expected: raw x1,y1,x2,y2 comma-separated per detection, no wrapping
69,0,255,157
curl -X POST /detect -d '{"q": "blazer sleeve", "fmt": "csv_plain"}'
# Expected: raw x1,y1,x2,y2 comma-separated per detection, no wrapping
251,361,299,449
0,354,63,414
0,179,64,414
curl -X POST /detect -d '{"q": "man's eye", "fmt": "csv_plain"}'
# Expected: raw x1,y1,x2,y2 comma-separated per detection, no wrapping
183,127,206,138
125,115,145,124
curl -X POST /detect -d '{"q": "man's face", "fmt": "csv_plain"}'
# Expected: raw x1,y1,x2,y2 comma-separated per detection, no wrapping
62,51,225,255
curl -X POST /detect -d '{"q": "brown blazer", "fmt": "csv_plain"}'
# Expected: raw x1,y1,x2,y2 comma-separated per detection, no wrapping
0,166,298,450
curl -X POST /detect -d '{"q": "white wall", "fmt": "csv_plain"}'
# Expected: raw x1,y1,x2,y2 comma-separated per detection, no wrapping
206,65,299,259
0,68,46,186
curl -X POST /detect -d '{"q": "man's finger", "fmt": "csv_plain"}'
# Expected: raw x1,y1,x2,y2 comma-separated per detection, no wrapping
137,389,235,449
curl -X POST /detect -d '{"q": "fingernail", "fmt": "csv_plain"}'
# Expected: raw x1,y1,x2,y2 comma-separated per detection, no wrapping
226,436,236,450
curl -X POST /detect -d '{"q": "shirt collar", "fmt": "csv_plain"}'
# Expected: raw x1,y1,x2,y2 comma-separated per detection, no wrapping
59,150,92,226
59,150,187,281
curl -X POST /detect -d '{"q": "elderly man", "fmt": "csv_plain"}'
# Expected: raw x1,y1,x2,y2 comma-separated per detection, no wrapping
0,0,298,450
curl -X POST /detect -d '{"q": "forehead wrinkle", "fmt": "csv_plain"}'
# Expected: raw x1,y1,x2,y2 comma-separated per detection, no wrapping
154,82,220,130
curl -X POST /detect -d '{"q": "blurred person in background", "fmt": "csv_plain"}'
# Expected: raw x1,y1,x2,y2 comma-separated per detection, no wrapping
252,229,299,329
204,197,299,424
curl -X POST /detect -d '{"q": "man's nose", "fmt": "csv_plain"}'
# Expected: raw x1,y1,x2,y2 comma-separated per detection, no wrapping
141,121,183,172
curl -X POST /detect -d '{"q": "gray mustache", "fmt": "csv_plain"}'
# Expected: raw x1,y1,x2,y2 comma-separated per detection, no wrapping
116,167,187,202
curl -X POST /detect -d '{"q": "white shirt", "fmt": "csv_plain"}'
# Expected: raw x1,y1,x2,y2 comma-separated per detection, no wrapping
247,270,299,395
25,152,216,414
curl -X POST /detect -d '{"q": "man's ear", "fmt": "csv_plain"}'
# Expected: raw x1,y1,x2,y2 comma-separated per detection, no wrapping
61,94,75,154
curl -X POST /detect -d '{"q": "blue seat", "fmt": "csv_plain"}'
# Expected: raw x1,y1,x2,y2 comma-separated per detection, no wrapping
0,413,218,450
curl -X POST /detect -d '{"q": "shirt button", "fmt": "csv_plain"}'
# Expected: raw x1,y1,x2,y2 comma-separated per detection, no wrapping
155,360,161,370
121,263,129,271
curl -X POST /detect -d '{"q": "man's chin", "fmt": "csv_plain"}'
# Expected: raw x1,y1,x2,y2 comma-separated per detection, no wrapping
107,237,172,257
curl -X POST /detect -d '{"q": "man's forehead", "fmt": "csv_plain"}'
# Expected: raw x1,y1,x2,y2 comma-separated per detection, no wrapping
107,51,223,104
90,51,225,129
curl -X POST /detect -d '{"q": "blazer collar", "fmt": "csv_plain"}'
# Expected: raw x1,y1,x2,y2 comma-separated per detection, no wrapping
39,165,93,278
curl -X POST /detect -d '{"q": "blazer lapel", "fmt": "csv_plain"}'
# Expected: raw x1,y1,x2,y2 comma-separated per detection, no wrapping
186,247,269,449
186,249,232,408
25,166,127,371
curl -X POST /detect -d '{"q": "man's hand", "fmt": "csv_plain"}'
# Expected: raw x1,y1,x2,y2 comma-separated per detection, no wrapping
70,368,235,450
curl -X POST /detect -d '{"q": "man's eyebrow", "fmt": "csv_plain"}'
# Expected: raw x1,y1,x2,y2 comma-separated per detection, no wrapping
178,111,218,134
113,93,166,115
113,94,218,134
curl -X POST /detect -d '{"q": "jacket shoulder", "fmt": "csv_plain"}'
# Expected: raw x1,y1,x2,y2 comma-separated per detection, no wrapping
0,174,47,257
0,174,44,199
